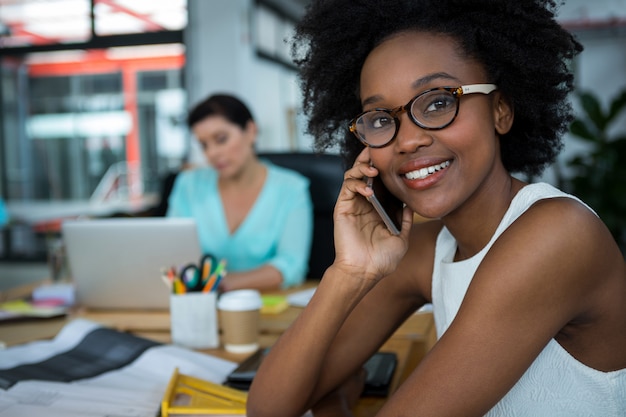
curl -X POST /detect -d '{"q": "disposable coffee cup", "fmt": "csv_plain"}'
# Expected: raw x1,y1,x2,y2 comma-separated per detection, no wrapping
217,290,262,354
170,291,219,349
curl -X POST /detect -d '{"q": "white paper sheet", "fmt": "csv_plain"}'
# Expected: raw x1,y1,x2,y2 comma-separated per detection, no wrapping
0,319,238,417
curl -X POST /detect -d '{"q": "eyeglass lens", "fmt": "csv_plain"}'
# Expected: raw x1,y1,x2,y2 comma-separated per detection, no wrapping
354,89,458,147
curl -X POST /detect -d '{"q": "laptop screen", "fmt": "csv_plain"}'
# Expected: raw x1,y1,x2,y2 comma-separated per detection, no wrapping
62,218,202,310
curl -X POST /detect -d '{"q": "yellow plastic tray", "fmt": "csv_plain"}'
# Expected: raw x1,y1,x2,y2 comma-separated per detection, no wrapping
161,368,247,416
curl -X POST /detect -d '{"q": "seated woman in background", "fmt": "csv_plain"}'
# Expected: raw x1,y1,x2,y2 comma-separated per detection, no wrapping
167,93,313,292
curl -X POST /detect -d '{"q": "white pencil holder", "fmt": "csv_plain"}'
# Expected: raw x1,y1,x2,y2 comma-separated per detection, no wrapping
170,291,219,349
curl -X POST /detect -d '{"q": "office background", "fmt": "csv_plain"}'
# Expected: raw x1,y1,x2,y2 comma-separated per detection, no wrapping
0,0,625,267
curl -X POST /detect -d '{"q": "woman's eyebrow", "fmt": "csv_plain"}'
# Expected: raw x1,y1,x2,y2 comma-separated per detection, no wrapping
411,72,459,89
361,72,460,107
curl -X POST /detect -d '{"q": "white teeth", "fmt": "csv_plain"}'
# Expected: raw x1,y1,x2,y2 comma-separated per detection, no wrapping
405,160,450,180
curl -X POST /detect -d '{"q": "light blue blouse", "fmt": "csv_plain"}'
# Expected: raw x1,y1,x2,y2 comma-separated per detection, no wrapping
166,162,313,288
0,199,8,227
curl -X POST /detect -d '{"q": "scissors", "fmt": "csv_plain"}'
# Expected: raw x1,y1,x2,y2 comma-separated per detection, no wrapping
180,254,216,292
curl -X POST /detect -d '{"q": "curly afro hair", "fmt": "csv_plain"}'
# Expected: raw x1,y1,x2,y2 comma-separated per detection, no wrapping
292,0,583,177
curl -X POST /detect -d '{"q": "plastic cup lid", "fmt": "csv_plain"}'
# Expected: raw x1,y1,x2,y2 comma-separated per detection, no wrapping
217,289,262,311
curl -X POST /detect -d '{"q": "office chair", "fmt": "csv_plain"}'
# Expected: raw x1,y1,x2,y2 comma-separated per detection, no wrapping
259,152,346,279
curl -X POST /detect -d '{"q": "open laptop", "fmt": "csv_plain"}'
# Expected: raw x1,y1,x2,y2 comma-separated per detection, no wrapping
62,217,202,310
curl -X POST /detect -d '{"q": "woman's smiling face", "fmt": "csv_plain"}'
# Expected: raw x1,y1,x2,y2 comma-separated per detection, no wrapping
359,31,512,220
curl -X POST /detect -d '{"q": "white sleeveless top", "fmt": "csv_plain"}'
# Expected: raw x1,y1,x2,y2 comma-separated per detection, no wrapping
431,182,626,416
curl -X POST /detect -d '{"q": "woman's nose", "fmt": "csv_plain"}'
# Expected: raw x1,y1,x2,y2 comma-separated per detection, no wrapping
394,113,433,153
204,146,221,162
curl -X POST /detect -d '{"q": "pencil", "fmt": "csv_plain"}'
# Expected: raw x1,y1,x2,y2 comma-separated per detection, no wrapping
201,275,217,293
201,257,212,282
173,276,186,294
210,271,225,292
202,260,227,293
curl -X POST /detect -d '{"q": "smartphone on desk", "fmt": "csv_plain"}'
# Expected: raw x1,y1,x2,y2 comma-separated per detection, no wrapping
224,348,397,397
224,348,268,391
362,351,397,397
366,174,404,235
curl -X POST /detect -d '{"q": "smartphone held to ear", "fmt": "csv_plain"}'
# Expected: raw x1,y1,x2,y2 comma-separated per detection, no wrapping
366,175,404,235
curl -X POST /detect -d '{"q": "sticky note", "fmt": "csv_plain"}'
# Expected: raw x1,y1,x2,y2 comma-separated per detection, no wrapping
260,295,288,314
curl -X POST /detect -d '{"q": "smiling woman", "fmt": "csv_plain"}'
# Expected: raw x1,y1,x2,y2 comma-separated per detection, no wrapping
246,1,626,417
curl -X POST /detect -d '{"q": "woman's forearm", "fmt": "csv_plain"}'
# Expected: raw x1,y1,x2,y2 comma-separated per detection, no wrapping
246,266,375,417
310,369,366,417
219,265,283,292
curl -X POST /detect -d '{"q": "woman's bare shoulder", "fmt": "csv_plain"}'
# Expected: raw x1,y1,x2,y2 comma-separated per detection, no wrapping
516,196,619,269
493,195,626,370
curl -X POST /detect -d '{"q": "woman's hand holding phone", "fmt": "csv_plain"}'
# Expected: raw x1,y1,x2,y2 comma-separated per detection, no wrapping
331,149,411,282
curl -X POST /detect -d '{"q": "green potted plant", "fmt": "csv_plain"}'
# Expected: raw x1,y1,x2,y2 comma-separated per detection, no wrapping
558,88,626,255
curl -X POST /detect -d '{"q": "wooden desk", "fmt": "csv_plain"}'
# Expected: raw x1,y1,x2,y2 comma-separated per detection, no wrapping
0,283,435,416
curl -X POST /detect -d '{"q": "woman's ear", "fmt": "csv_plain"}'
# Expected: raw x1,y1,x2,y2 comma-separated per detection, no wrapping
493,92,514,135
